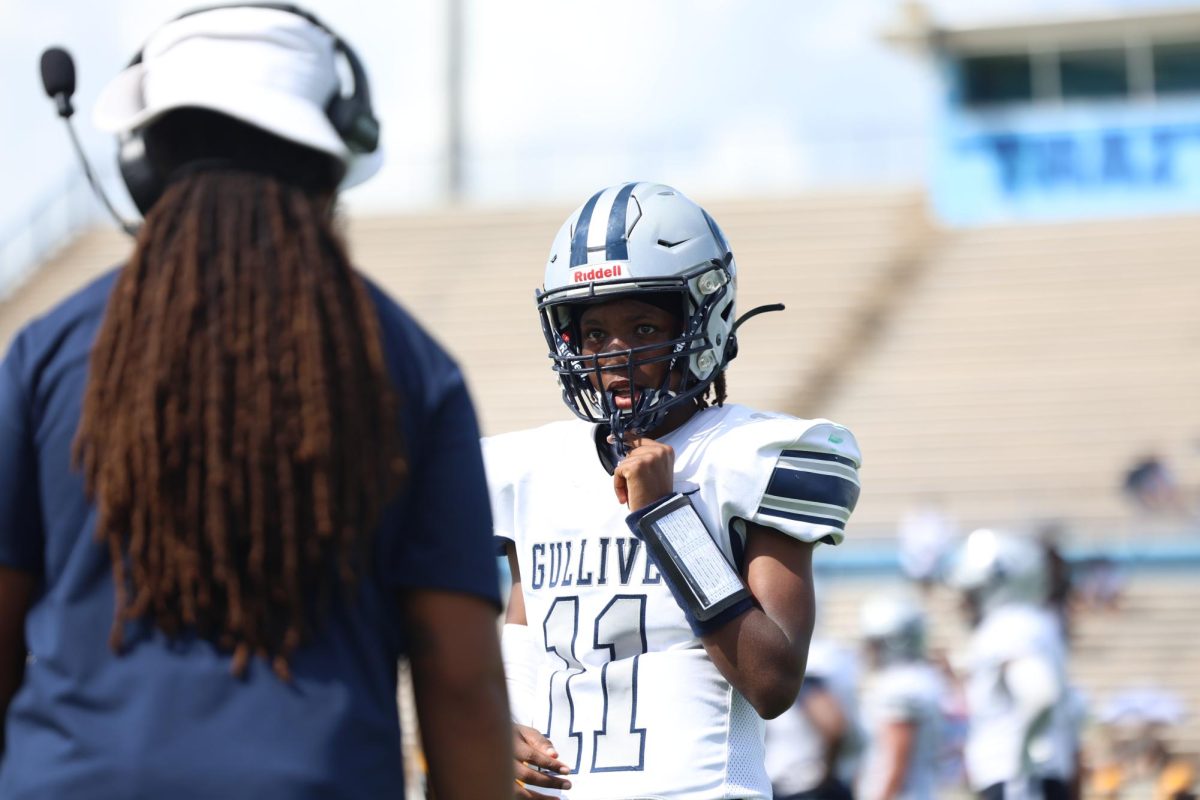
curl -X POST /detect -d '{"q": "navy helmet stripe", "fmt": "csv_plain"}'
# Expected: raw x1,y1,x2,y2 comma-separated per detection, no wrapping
605,182,638,261
571,188,606,267
756,506,847,530
764,467,861,512
780,449,859,468
701,209,727,252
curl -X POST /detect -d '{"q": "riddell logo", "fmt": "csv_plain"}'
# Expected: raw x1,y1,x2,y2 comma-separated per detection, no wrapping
573,263,623,282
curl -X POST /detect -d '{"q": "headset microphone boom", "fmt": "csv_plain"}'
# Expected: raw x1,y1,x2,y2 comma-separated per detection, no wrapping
39,46,140,237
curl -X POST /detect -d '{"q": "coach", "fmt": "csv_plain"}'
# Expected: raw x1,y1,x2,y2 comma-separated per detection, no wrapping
0,6,510,799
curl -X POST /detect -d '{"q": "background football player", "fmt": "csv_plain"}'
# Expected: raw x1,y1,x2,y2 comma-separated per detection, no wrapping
763,637,858,800
856,593,946,800
486,181,863,799
947,528,1081,800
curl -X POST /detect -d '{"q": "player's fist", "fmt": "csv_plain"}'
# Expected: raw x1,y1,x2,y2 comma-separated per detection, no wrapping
612,434,675,511
512,724,571,799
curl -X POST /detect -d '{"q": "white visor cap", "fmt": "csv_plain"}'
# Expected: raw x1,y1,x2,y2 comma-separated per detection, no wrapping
93,6,382,189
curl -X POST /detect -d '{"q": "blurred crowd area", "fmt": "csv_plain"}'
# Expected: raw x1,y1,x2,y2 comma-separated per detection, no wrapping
755,334,1200,800
10,190,1199,800
762,499,1199,800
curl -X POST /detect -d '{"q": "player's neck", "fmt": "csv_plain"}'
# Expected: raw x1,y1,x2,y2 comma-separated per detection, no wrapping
647,402,702,441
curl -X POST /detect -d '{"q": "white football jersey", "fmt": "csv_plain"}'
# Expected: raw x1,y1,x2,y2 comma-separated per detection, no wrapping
485,404,861,800
962,605,1072,791
763,693,826,797
858,662,945,800
764,638,863,796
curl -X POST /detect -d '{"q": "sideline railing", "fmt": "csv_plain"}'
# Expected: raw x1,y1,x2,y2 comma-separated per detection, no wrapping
814,525,1200,576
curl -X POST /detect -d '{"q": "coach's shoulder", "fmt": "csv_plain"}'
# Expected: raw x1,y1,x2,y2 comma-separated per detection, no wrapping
4,266,122,375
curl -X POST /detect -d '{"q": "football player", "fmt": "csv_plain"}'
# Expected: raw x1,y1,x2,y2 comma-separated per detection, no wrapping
947,529,1079,800
857,593,946,800
763,637,858,800
485,182,863,799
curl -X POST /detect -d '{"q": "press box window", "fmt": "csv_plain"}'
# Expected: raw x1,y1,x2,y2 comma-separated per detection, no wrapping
1059,48,1129,100
1153,41,1200,95
961,55,1034,106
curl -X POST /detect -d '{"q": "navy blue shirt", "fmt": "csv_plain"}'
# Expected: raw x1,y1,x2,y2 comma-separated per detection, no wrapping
0,268,500,799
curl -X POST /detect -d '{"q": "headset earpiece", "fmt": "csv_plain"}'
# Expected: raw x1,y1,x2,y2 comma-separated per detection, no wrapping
117,131,163,215
324,39,379,154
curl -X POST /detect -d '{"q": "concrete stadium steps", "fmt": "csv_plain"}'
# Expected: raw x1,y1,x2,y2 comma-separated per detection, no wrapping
822,213,1200,537
1,189,924,441
817,573,1200,759
344,189,925,436
7,199,1193,537
344,207,572,435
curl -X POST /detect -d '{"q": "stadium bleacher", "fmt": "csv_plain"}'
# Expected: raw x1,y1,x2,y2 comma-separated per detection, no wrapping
3,193,1198,765
348,188,928,437
817,214,1200,538
3,189,926,437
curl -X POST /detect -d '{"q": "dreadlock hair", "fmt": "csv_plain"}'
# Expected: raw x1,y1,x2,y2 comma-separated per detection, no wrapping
694,371,727,410
74,110,406,681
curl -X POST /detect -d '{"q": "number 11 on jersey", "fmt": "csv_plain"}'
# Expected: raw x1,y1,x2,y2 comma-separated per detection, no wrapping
542,594,649,773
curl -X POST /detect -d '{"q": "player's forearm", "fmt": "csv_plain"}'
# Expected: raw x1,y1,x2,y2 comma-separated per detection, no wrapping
875,756,909,800
875,722,916,800
701,607,809,719
701,525,817,719
1005,654,1061,768
804,689,849,744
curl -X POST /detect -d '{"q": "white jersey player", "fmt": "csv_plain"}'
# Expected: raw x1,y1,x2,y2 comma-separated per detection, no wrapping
857,594,945,800
947,529,1078,800
488,182,862,800
763,638,859,800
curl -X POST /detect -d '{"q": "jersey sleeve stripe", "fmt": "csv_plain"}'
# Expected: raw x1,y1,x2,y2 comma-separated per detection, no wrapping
779,448,859,468
755,506,848,530
776,457,860,485
758,494,852,524
763,466,861,511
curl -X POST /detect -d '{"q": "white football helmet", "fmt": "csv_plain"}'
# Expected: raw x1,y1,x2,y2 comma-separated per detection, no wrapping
946,528,1048,616
859,593,926,665
537,182,741,445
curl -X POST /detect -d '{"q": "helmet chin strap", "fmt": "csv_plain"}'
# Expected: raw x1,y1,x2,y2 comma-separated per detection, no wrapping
605,383,675,459
597,340,688,459
607,404,633,459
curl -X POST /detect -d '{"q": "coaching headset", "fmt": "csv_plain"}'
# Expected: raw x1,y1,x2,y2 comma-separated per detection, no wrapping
118,2,380,215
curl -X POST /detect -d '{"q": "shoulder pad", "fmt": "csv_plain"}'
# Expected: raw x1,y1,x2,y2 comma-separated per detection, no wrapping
728,417,862,546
